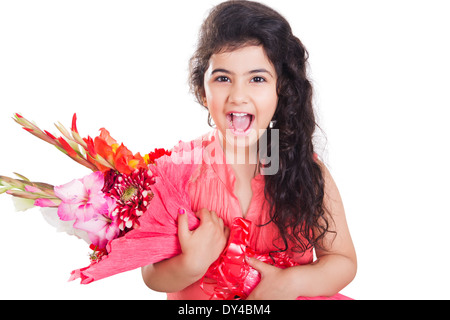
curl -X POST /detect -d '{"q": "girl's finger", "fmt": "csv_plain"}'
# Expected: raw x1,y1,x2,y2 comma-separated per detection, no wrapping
209,210,219,223
177,208,190,243
246,257,273,275
195,208,211,222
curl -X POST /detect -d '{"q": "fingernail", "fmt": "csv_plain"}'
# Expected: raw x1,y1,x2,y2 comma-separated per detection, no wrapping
178,208,186,215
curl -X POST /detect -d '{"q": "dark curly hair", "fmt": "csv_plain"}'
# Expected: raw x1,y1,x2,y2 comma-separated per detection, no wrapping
189,0,333,253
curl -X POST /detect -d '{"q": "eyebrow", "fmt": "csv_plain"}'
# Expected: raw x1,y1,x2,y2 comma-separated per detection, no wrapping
211,68,274,78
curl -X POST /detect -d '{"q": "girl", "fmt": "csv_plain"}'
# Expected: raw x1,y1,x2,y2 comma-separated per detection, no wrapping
142,0,356,300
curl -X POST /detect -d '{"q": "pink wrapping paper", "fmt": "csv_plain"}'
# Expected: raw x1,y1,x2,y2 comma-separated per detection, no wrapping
69,155,200,284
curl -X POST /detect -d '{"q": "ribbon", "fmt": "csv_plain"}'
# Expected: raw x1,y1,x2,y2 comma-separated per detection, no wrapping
200,217,297,300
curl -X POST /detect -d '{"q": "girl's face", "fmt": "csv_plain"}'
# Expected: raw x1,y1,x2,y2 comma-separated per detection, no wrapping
204,45,278,150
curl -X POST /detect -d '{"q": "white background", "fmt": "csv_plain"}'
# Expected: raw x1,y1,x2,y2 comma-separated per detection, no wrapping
1,0,449,300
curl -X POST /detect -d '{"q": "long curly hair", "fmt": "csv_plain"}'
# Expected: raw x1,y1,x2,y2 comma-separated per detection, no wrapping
189,0,333,253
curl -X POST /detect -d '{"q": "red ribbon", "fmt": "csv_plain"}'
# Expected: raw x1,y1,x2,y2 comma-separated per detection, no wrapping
200,217,298,300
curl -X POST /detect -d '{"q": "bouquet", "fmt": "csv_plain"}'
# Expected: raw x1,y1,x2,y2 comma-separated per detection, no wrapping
0,113,255,293
1,114,172,262
1,114,350,300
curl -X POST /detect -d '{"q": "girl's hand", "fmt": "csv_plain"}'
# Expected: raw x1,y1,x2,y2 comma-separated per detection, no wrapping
177,208,230,278
246,257,299,300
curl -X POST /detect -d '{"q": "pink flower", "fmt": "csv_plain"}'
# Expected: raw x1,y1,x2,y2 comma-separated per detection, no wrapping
73,197,120,249
54,171,108,222
34,198,60,207
54,171,121,249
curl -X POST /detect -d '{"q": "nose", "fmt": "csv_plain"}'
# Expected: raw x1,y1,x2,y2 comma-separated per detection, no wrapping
228,82,249,105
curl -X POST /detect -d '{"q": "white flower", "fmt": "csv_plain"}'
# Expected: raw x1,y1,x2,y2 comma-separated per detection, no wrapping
40,207,91,244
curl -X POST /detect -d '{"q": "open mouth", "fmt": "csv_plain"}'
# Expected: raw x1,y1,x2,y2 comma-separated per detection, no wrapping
226,112,255,136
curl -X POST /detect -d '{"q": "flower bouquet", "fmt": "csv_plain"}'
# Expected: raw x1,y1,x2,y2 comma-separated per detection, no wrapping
0,113,198,283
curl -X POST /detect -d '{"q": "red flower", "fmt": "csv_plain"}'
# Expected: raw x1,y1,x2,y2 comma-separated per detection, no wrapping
86,128,148,174
102,168,155,232
57,137,77,158
145,148,172,165
71,113,79,134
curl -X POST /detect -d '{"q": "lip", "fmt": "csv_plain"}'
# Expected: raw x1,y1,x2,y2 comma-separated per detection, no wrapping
226,112,256,137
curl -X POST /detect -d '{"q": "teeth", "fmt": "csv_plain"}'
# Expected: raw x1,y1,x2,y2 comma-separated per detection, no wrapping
231,113,250,117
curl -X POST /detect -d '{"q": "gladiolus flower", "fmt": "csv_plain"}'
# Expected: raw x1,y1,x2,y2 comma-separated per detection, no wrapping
34,198,60,207
54,171,109,222
54,171,121,249
98,128,118,146
113,144,146,175
71,113,79,134
88,129,147,175
57,137,78,158
44,130,57,140
83,136,97,157
73,196,120,249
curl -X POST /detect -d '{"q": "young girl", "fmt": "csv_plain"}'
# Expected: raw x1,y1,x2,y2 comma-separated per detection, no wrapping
142,0,356,300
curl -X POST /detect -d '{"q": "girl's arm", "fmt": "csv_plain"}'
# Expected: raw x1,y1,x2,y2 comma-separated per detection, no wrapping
141,209,229,293
247,162,357,299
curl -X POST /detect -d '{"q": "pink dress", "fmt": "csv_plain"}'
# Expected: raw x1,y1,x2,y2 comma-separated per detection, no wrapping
167,130,350,300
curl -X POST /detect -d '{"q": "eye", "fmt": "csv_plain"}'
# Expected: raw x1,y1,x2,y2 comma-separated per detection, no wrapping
215,76,230,83
251,76,266,83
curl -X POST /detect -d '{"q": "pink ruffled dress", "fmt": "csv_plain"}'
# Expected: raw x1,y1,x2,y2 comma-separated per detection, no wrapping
167,130,350,300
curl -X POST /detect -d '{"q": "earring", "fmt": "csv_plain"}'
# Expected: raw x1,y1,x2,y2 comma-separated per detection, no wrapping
207,113,216,128
269,120,276,129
